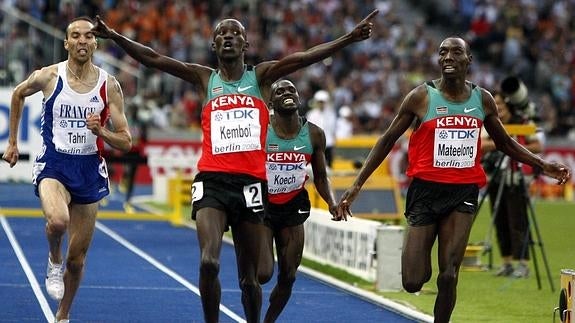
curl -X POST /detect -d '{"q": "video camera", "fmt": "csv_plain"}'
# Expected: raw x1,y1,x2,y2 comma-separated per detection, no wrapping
500,76,538,121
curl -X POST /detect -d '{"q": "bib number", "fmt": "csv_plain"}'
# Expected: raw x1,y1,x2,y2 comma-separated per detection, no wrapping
243,182,263,208
191,182,204,202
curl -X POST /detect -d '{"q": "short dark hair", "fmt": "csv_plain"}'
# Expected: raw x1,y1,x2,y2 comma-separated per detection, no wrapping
66,16,94,38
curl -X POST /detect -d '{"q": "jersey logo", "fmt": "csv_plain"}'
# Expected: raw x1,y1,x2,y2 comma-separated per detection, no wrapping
294,145,306,151
464,107,477,113
90,96,99,103
298,209,310,214
436,106,448,114
238,85,253,92
212,86,223,94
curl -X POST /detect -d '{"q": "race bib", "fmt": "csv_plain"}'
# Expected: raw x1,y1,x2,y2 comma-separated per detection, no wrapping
433,127,479,168
211,107,261,155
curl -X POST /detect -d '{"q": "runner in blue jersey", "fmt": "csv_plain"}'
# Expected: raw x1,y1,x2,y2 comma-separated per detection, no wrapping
2,17,131,323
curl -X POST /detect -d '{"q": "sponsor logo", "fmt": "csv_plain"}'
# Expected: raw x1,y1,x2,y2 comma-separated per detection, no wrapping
294,145,306,151
463,201,474,206
464,107,477,113
297,209,309,214
90,96,99,103
238,85,253,92
252,207,264,213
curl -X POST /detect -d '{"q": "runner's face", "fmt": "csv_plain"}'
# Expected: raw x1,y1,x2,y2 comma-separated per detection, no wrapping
437,38,471,78
270,80,300,115
212,19,247,59
65,19,97,63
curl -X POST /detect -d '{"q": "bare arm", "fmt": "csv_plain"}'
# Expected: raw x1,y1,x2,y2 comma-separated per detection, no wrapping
482,89,570,183
337,85,424,217
86,76,132,153
2,66,55,167
481,127,543,154
256,9,378,99
308,123,339,219
91,15,211,97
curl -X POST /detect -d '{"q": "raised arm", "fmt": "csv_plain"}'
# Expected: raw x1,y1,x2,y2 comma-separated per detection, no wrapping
482,89,570,184
2,66,55,167
91,15,211,94
256,9,379,97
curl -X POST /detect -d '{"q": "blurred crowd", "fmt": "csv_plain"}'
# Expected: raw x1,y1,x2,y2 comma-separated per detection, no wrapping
1,0,574,140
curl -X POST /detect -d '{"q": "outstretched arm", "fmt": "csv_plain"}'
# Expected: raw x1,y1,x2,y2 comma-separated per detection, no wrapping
482,89,571,184
337,85,423,217
91,16,211,94
256,9,379,97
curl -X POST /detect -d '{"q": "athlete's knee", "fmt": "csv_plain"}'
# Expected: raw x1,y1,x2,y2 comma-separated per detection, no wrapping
277,270,297,288
436,269,458,290
402,269,431,293
402,272,431,293
66,254,86,275
402,277,424,293
258,265,274,284
45,216,68,236
239,276,260,294
200,255,220,279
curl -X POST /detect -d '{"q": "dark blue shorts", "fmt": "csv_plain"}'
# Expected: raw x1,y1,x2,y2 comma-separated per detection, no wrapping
404,178,479,226
33,152,110,204
191,171,269,227
267,189,311,231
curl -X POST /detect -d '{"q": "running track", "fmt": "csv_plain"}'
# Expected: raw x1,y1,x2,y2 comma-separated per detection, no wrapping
0,183,433,322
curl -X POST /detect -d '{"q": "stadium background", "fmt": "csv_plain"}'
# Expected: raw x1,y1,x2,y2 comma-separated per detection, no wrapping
1,1,575,322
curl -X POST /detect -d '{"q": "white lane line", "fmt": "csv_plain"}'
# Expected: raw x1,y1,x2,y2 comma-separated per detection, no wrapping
0,215,55,322
95,221,246,323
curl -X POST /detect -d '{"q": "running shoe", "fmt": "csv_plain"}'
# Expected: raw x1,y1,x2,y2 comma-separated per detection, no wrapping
512,263,530,278
494,263,514,277
45,257,64,300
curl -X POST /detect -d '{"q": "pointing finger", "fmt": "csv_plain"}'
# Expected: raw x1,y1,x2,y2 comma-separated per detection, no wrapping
362,9,379,22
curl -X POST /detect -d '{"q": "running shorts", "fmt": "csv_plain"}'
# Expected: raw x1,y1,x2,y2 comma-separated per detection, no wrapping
267,189,311,231
404,177,479,226
33,153,110,204
191,171,269,227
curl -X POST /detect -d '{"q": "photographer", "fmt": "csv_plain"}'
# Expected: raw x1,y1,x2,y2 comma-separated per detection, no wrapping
481,78,545,278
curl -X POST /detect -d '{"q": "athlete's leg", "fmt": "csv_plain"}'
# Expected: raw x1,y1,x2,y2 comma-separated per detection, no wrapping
55,202,98,321
232,221,273,323
434,210,474,323
401,224,437,293
39,179,72,265
195,207,227,323
264,224,304,323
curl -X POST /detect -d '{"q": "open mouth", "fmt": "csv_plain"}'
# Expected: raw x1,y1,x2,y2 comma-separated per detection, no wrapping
223,41,233,49
283,98,295,105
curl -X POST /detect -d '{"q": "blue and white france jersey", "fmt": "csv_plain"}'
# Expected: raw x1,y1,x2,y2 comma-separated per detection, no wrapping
40,61,109,158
